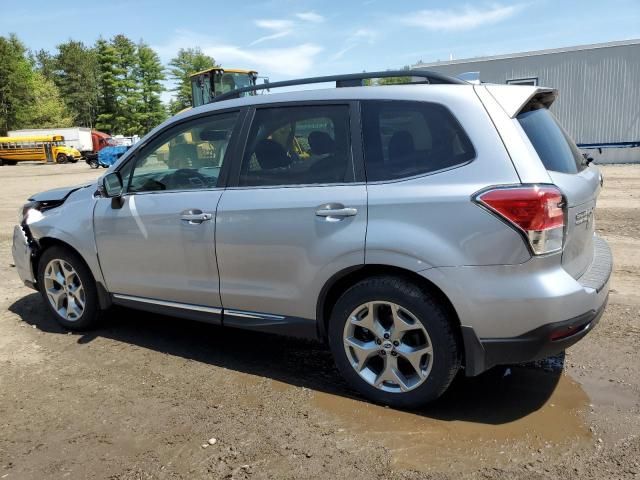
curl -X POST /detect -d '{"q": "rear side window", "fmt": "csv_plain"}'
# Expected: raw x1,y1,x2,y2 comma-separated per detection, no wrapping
517,106,586,174
361,100,475,182
239,105,353,187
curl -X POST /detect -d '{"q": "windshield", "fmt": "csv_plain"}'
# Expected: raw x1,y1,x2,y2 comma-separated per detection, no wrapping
214,73,254,96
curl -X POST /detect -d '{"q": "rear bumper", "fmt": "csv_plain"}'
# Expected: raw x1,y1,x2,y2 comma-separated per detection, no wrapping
461,296,607,375
419,235,612,376
11,224,37,289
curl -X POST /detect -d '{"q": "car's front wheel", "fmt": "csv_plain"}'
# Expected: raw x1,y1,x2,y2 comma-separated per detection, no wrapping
37,246,101,330
328,276,460,408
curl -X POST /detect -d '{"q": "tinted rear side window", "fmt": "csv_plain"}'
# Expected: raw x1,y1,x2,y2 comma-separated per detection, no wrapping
239,105,353,187
361,100,475,182
517,106,586,174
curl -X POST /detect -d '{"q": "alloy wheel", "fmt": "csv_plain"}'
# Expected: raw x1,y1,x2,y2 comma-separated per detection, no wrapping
342,301,434,393
43,259,85,321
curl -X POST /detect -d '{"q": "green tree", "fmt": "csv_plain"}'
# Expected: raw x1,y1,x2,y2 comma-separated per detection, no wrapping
111,34,141,135
135,42,166,133
21,71,73,128
168,47,216,114
95,38,118,133
33,48,57,81
0,34,34,134
54,40,100,127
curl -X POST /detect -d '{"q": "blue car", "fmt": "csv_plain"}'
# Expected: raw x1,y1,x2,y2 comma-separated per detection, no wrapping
86,145,130,169
97,146,130,168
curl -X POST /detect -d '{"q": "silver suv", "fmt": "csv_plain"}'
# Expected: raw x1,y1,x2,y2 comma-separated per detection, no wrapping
12,71,611,408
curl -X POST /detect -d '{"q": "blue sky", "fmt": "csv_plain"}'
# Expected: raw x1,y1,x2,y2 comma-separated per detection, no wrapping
2,0,639,100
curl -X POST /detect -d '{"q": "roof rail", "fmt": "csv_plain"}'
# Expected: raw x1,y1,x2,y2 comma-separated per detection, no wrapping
211,69,466,103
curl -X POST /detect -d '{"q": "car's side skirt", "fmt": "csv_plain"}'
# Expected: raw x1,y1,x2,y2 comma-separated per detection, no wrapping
111,294,318,339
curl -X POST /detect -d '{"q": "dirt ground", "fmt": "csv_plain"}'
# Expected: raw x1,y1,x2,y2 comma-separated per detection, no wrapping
0,162,638,480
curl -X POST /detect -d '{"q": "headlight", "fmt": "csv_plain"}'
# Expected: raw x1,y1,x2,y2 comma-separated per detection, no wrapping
18,201,40,224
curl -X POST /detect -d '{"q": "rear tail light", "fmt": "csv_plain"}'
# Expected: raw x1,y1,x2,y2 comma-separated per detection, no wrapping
475,185,565,255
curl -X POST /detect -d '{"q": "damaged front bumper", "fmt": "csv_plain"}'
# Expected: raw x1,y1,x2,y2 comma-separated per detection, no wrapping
11,224,37,290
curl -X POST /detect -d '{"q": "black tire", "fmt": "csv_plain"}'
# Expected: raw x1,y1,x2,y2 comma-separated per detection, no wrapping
56,153,68,164
5,160,18,165
88,159,99,169
37,246,102,330
328,276,460,409
0,158,3,166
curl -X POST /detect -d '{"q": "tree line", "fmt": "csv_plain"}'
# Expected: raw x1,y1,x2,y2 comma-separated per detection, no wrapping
0,33,217,136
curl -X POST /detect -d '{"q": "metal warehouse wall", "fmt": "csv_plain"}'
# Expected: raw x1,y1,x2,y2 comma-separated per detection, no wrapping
414,40,640,146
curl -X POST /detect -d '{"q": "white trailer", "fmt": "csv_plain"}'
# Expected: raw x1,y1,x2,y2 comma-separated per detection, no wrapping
8,127,94,155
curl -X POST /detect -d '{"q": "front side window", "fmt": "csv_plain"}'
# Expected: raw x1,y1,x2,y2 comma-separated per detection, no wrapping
126,111,239,193
239,105,353,187
361,101,475,182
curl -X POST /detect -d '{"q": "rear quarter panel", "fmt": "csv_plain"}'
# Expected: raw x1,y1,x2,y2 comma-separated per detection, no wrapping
366,88,530,269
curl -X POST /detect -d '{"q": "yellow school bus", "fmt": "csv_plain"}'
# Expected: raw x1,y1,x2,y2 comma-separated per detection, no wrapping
0,135,82,165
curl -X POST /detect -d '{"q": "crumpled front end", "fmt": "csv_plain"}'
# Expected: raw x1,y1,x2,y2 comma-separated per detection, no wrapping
12,224,37,289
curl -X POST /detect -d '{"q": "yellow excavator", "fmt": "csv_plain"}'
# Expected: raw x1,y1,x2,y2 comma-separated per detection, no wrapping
190,67,259,107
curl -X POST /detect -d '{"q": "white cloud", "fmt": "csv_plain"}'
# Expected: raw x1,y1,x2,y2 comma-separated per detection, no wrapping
255,19,294,31
249,30,292,46
398,4,524,31
295,11,325,23
331,28,377,61
154,30,323,78
250,19,295,45
352,28,376,43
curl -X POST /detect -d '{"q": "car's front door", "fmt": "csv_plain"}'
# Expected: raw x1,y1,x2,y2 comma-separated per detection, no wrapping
94,110,242,316
215,103,367,331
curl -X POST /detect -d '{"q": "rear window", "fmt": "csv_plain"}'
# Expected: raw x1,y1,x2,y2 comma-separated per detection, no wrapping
361,100,475,182
517,105,587,174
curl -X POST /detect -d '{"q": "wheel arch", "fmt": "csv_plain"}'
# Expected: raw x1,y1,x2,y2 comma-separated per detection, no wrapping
316,264,462,343
34,237,111,309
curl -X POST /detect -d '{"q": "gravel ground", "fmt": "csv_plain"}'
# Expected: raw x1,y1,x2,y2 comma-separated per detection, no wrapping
0,162,638,479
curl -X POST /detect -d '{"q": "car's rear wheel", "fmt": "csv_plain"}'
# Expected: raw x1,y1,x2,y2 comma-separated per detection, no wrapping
37,246,101,330
328,276,460,408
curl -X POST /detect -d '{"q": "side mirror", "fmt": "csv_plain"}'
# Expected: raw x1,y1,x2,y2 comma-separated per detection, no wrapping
101,172,125,208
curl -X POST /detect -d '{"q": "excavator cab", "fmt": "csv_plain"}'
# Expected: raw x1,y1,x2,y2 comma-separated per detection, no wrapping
190,68,259,107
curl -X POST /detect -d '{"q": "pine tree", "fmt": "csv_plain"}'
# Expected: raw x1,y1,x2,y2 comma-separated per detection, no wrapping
95,38,119,134
135,42,167,134
33,49,57,81
54,41,100,127
168,47,216,114
110,34,141,135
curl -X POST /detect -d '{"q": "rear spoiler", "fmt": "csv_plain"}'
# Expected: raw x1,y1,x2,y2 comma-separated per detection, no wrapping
482,85,558,118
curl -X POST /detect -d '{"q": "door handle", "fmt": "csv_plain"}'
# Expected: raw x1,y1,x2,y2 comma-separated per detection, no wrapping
315,204,358,220
180,210,212,224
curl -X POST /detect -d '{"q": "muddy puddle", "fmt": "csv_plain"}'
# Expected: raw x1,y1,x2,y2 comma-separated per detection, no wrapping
312,362,592,472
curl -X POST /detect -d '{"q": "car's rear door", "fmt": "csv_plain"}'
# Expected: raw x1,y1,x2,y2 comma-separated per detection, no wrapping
215,102,366,334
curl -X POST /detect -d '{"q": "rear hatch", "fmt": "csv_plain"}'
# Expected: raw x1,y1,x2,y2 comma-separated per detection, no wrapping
516,105,600,279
